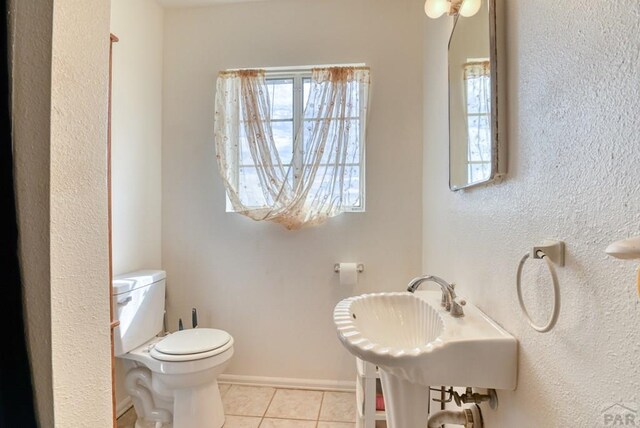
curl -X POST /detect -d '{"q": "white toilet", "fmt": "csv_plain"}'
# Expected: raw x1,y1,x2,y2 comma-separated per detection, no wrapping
113,270,234,428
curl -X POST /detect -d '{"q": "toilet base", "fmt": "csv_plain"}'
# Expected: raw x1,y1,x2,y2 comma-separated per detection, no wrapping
132,380,225,428
135,419,172,428
173,380,225,428
131,378,226,428
121,346,232,428
112,272,234,428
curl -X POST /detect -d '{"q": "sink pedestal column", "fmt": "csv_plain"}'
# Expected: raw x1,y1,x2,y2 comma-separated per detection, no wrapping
379,369,430,428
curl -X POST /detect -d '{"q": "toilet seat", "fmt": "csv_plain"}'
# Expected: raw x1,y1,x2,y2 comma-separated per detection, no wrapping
150,328,233,362
121,336,234,375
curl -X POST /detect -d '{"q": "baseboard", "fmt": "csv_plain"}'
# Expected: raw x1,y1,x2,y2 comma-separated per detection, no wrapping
116,396,133,419
218,374,356,392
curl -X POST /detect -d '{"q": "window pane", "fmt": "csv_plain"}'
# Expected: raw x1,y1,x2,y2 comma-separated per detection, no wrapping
345,119,361,164
301,120,322,164
238,166,267,207
309,166,332,200
239,127,252,165
301,119,314,157
347,81,361,114
468,163,490,183
303,80,319,120
302,126,333,165
467,115,491,162
302,119,361,165
466,75,490,114
303,80,361,120
308,166,362,209
272,120,294,165
239,122,293,166
266,78,293,120
343,165,362,208
239,126,292,166
303,78,311,107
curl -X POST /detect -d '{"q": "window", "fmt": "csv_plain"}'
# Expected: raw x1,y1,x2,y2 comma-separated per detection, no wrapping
463,60,491,183
229,69,366,213
215,66,370,229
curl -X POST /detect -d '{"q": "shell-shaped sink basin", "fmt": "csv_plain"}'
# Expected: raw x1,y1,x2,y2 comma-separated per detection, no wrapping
334,291,518,390
334,293,444,361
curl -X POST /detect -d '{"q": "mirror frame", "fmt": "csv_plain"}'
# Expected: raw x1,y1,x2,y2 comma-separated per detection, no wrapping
448,0,506,191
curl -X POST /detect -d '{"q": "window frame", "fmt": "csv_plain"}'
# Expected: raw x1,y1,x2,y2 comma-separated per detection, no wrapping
226,67,367,213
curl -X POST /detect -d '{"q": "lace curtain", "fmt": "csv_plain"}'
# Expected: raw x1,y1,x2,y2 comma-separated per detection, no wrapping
463,60,490,80
214,67,370,230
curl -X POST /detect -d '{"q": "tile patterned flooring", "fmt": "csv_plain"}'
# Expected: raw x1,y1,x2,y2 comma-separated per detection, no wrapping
117,383,359,427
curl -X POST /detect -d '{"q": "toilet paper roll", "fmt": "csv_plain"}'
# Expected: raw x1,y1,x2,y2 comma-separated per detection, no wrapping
339,263,359,286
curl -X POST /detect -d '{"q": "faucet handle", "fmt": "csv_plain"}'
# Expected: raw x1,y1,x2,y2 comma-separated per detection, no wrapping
451,296,466,318
454,296,466,306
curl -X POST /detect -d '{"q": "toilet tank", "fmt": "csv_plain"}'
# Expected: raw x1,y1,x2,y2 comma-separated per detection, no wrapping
112,270,166,356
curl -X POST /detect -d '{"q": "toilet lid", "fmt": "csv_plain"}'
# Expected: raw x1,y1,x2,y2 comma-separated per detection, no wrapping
154,328,231,355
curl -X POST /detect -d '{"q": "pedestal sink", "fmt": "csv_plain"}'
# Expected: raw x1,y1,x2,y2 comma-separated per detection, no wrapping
334,291,517,428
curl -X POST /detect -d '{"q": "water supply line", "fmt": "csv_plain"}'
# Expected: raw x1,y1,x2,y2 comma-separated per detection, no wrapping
431,387,498,409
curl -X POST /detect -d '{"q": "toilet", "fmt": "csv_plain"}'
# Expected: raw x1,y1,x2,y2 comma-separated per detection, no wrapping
113,270,233,428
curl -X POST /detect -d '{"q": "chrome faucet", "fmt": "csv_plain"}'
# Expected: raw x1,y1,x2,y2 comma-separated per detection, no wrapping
407,275,465,317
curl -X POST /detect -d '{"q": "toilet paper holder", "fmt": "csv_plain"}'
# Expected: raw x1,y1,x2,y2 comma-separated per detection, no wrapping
334,263,365,273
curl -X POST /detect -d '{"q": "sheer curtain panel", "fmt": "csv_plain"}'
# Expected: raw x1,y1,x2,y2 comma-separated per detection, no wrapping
215,66,370,230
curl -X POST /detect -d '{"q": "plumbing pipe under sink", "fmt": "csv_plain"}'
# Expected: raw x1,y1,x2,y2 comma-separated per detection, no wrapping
428,406,483,428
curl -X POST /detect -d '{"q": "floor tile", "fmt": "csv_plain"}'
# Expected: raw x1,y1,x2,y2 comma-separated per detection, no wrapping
223,415,262,427
223,385,276,417
219,383,232,397
319,391,356,422
259,419,317,428
265,389,323,420
318,423,356,428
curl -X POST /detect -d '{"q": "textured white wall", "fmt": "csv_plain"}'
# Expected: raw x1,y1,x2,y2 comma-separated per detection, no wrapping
10,0,54,425
423,1,640,426
111,0,164,276
50,1,113,426
110,0,165,410
12,0,113,425
162,0,424,382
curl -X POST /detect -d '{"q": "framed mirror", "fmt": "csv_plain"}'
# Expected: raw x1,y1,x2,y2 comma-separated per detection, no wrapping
448,0,505,191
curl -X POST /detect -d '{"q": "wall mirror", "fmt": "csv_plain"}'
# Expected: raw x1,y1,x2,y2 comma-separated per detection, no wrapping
448,0,505,191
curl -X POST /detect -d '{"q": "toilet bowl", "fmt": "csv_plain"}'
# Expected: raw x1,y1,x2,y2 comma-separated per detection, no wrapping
113,270,234,428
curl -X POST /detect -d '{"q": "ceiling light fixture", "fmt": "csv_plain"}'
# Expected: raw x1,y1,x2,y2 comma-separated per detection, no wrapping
424,0,482,19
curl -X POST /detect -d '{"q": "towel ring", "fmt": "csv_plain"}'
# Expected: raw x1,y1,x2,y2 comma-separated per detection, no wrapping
516,251,561,333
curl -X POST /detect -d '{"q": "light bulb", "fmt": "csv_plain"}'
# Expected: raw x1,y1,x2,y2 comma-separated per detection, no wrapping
459,0,482,17
424,0,450,19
